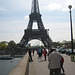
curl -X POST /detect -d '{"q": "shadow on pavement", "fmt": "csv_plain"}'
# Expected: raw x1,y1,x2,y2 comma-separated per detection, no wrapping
59,73,65,75
51,73,65,75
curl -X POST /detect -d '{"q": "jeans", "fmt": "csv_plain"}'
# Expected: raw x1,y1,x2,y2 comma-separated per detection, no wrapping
60,63,65,73
50,68,60,75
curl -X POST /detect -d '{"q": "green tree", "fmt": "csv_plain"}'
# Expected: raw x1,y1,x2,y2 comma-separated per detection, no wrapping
8,40,16,49
0,41,8,45
53,42,62,48
0,43,7,50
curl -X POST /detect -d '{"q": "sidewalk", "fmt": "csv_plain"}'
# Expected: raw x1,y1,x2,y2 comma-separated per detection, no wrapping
29,51,75,75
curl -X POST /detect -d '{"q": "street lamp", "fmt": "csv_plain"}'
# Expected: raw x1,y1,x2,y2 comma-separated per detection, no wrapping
68,5,74,54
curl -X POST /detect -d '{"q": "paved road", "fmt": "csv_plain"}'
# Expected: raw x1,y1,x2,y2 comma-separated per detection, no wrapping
29,51,75,75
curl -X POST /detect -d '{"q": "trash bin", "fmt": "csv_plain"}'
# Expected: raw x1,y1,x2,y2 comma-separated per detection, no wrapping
71,55,75,62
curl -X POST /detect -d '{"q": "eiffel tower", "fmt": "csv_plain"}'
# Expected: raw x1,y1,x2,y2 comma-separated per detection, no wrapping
20,0,52,49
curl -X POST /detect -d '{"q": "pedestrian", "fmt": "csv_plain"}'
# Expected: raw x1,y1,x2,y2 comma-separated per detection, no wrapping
38,48,42,61
43,48,47,61
48,48,62,75
60,56,65,74
47,49,53,56
32,49,35,56
28,48,33,62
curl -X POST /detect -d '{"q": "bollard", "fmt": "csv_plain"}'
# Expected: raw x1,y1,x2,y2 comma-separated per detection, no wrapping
71,55,75,62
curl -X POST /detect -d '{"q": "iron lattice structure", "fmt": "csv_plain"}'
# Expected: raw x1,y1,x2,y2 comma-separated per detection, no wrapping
20,0,53,49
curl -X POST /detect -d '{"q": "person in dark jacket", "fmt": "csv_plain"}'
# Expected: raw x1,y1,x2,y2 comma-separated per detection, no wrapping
28,48,33,62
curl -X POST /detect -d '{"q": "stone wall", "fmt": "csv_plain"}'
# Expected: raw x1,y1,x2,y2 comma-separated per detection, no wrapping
9,52,29,75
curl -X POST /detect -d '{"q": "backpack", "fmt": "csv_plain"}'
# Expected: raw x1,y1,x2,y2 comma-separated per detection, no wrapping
38,49,41,53
60,57,64,63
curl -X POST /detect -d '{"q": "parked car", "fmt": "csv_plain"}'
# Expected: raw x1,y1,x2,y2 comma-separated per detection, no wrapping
56,48,60,52
66,49,75,55
59,48,66,54
66,49,71,55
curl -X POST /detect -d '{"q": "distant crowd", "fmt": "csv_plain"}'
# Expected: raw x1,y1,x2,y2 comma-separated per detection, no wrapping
28,48,65,75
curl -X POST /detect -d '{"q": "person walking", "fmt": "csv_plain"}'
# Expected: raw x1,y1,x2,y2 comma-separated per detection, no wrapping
32,49,35,56
38,48,42,61
48,48,62,75
28,48,33,62
60,56,65,74
47,49,53,56
43,48,47,61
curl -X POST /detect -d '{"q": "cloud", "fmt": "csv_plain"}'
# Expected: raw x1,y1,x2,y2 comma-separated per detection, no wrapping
0,0,31,13
0,8,7,11
40,0,75,12
47,3,62,11
1,0,75,13
66,0,73,5
62,8,68,12
0,18,26,43
24,16,29,20
0,0,75,43
40,2,64,12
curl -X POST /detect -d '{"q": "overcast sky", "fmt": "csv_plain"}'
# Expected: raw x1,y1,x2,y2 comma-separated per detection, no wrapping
0,0,75,44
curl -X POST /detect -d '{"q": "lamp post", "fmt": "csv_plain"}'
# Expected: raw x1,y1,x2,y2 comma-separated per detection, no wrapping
68,5,74,54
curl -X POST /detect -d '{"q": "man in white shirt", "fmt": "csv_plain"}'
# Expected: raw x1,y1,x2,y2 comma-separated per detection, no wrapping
48,49,62,75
